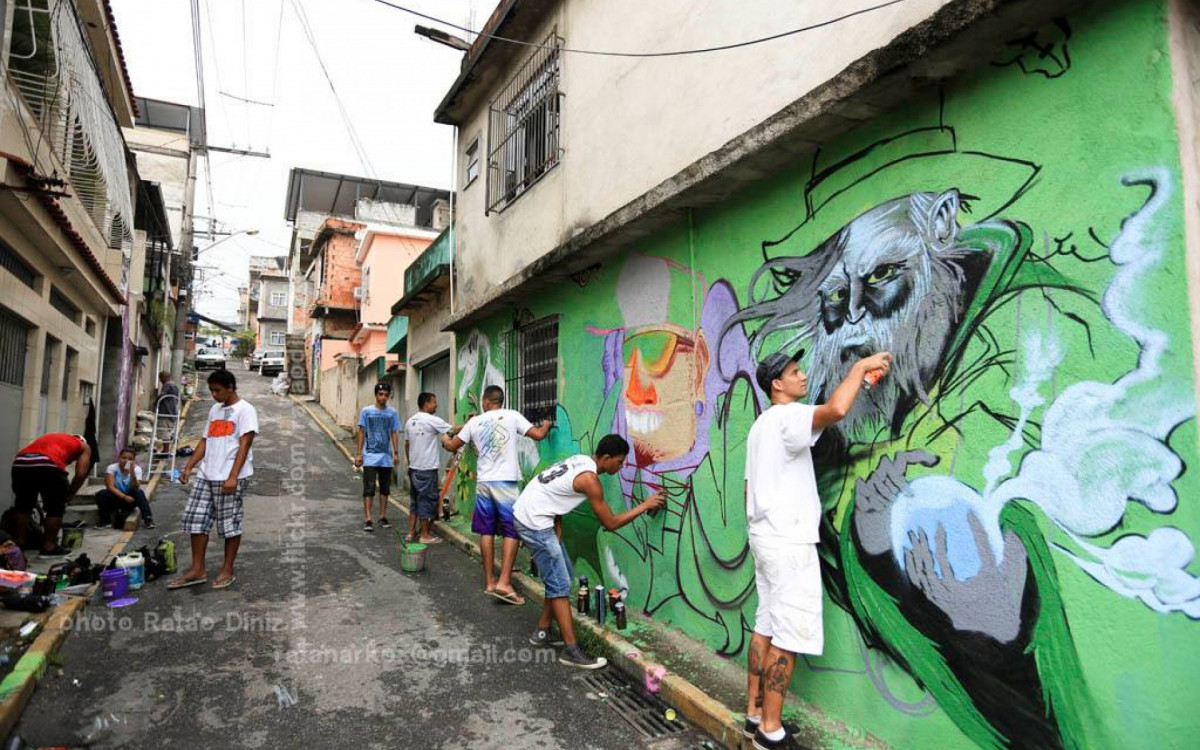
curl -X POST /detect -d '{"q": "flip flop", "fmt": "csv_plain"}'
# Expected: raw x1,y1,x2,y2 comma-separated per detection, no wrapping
212,576,237,590
489,590,525,606
168,577,207,590
417,537,443,545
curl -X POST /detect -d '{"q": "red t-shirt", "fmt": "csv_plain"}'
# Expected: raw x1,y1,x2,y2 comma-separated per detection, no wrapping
15,433,87,471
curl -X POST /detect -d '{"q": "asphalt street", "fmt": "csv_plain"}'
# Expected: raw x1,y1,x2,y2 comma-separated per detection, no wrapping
13,365,682,749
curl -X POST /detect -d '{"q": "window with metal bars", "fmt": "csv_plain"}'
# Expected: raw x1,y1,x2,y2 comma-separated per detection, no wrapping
0,240,37,288
49,285,80,323
486,32,562,214
504,315,559,422
0,306,32,387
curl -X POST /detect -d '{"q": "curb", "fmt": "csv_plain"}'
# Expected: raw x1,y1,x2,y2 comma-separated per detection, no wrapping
291,395,747,749
0,398,195,739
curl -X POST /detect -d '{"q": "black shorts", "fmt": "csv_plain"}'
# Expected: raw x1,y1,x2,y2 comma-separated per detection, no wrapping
362,466,393,497
12,465,69,518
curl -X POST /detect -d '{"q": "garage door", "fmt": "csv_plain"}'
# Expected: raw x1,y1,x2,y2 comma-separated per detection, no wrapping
0,305,30,508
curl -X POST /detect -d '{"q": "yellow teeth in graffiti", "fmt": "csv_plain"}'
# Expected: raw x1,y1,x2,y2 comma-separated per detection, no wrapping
625,408,665,435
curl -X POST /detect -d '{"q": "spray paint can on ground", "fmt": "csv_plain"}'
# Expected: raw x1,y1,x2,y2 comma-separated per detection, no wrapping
594,585,606,624
614,601,627,630
577,576,590,614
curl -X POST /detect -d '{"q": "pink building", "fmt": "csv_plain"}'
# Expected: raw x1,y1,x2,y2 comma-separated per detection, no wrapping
349,226,437,366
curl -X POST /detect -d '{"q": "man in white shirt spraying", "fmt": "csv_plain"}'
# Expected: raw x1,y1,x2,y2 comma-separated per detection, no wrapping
743,348,891,750
441,385,553,605
514,434,664,669
169,369,259,591
404,392,458,544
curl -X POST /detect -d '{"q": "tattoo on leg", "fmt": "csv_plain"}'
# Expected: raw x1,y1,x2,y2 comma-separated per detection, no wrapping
749,642,764,676
754,690,764,709
765,656,791,696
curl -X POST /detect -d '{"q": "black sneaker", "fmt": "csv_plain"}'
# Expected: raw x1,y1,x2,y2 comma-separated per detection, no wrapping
38,546,71,559
752,728,799,750
744,718,761,739
94,517,111,529
558,645,607,670
143,518,156,529
363,520,374,533
528,627,566,647
379,517,391,529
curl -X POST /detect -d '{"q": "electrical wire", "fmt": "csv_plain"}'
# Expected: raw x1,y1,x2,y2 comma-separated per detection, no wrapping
290,0,378,178
370,0,915,57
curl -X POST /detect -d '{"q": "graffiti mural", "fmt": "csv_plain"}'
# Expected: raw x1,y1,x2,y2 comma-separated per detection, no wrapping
453,6,1198,749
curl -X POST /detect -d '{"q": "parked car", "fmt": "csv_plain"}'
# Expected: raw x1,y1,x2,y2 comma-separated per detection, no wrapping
249,349,264,371
194,347,226,371
260,350,286,376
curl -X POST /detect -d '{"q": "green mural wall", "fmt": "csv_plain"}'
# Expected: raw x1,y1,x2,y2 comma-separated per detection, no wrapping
453,3,1199,748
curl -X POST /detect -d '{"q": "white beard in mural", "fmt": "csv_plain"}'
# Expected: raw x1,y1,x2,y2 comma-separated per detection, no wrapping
727,189,989,443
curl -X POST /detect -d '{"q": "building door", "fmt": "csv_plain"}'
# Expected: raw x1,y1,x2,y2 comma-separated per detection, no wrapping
0,306,31,506
419,355,451,483
38,335,58,434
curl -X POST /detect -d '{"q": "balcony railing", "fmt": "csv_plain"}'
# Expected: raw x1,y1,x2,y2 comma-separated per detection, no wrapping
403,226,451,295
8,0,134,259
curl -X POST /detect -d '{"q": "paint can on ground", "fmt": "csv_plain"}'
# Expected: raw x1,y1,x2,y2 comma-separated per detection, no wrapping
116,552,145,590
399,540,428,573
100,568,128,600
594,585,606,624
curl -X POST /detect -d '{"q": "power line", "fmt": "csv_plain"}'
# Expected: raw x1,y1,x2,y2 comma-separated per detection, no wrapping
371,0,915,57
290,0,378,178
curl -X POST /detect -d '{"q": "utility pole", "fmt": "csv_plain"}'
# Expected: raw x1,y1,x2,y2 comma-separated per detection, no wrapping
170,146,199,382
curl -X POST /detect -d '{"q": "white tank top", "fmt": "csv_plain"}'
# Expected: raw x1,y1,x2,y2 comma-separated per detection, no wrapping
514,455,598,531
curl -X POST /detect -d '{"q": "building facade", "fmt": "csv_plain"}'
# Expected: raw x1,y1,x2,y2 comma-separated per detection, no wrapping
438,1,1200,748
0,0,140,498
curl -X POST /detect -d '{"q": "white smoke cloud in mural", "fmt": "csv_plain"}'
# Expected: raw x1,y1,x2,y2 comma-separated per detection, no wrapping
1061,529,1200,617
896,167,1200,617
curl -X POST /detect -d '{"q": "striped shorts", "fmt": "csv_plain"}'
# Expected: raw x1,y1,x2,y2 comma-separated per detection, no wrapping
182,479,249,538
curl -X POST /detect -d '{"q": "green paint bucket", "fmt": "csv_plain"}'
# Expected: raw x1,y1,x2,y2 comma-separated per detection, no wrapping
399,541,428,573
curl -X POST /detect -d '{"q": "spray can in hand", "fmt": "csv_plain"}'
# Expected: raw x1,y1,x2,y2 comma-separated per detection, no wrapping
862,369,885,390
577,576,590,614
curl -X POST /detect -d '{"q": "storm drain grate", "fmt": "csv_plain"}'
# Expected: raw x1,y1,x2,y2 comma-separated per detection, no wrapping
581,669,689,740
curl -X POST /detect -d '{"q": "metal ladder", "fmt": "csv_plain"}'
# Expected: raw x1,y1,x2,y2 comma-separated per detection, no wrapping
147,393,183,479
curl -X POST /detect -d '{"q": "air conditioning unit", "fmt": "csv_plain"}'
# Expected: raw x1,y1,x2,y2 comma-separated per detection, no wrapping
352,287,364,300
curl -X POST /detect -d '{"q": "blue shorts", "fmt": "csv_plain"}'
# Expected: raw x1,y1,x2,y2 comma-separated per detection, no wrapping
471,481,520,539
408,468,439,519
515,520,574,599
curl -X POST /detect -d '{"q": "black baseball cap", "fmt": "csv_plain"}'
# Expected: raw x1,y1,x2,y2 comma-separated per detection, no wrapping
374,382,392,394
755,349,805,394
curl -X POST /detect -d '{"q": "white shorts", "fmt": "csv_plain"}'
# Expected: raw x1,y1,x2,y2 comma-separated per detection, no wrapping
750,539,823,655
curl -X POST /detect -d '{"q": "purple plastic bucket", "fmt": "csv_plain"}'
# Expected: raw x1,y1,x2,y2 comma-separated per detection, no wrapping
100,568,128,600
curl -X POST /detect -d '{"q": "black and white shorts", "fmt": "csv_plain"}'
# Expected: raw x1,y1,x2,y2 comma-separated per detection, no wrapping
182,479,249,538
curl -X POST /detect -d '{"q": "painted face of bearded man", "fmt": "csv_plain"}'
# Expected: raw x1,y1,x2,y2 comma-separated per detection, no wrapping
725,189,991,443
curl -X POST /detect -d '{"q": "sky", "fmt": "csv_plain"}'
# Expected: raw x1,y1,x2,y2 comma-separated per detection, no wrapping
109,0,480,325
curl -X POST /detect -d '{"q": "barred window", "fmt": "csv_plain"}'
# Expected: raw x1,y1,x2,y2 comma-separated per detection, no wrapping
49,286,80,324
79,380,94,405
0,240,37,288
504,315,559,423
486,32,562,214
0,306,32,387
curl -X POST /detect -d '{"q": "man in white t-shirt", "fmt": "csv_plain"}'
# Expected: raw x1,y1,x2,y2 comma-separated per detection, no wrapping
404,391,459,544
514,434,664,669
169,369,259,592
743,348,891,750
441,385,553,605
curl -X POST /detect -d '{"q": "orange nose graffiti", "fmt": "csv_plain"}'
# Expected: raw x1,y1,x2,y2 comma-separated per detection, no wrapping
625,349,659,406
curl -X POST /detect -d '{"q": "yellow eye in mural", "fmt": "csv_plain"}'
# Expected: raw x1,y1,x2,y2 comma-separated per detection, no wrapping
624,330,681,378
826,288,847,303
865,264,900,284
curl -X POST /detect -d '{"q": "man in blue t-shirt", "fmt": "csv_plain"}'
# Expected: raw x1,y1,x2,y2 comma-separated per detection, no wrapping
355,382,402,533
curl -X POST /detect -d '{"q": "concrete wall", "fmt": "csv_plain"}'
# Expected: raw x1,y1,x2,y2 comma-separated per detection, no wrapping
319,356,360,428
357,231,429,327
449,0,953,314
257,277,290,323
402,294,455,418
453,4,1200,748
